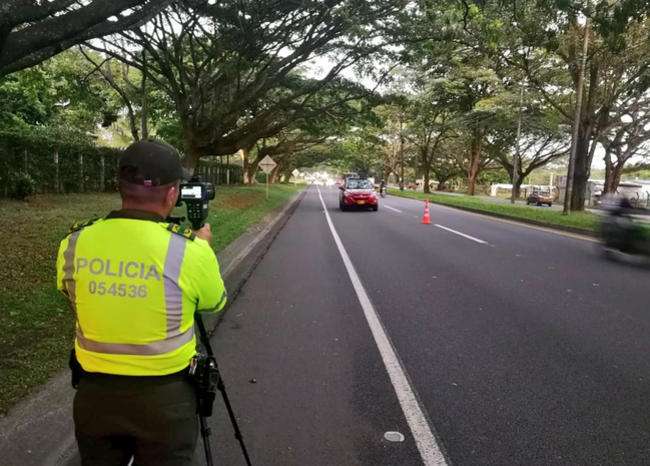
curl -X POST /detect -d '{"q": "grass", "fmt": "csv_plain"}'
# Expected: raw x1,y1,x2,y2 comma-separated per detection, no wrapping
193,184,302,251
391,189,601,233
0,183,302,415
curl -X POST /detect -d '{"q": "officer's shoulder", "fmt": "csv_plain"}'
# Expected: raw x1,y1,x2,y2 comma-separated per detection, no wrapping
164,223,196,241
69,217,101,234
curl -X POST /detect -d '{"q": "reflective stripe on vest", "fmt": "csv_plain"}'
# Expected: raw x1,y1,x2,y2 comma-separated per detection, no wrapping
75,326,195,356
64,229,194,356
62,230,82,315
163,234,187,336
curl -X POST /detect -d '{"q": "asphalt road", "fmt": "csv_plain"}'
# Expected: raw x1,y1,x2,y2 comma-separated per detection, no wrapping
206,186,650,466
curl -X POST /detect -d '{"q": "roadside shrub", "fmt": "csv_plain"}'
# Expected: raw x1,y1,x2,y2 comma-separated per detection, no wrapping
9,172,36,200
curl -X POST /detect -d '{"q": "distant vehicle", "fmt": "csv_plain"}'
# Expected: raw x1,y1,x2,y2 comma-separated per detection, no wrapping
527,190,553,207
339,178,378,211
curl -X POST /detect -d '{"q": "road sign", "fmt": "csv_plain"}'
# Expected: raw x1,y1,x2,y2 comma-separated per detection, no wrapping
292,169,300,177
258,155,277,200
258,155,277,174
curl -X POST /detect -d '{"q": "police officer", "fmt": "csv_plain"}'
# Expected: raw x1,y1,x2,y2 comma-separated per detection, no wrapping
56,140,227,465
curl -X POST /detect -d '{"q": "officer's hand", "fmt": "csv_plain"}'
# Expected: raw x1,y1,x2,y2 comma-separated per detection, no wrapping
194,223,213,243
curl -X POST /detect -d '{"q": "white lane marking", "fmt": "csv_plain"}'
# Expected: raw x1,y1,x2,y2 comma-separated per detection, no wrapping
391,195,598,243
434,224,487,245
384,205,403,213
317,188,447,466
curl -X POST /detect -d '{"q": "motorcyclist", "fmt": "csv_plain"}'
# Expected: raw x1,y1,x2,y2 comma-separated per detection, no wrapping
602,196,650,256
379,180,386,197
615,196,633,214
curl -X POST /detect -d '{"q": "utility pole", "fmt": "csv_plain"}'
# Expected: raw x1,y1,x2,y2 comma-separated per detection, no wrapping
563,9,591,215
511,83,525,204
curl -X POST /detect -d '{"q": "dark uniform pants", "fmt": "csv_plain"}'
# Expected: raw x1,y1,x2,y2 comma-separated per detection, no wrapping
73,371,198,466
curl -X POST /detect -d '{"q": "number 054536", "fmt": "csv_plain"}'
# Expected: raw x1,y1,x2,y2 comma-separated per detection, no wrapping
88,280,147,298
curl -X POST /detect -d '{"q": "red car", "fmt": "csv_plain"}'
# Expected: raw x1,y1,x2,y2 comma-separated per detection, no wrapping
339,178,378,211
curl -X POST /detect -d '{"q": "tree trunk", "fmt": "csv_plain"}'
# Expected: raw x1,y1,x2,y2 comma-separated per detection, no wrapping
181,147,201,176
126,104,140,142
421,147,431,194
611,166,623,193
569,130,591,210
269,164,281,184
436,179,448,191
604,163,623,194
603,154,614,194
423,163,431,193
467,130,483,196
140,50,149,140
398,133,405,191
181,124,202,175
242,148,252,184
242,147,259,184
513,175,524,199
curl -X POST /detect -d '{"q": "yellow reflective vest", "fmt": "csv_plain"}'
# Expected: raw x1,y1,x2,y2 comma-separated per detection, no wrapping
56,211,227,376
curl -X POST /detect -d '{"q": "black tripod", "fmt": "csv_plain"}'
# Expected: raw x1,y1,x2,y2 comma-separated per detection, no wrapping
195,313,253,466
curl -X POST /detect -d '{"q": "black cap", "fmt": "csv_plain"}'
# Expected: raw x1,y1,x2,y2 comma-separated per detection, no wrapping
119,140,184,187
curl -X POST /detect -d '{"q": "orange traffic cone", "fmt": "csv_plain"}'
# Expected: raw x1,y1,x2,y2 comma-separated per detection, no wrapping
421,200,431,225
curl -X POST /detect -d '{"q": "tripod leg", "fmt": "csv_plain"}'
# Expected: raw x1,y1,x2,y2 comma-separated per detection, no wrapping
199,415,214,466
217,380,253,466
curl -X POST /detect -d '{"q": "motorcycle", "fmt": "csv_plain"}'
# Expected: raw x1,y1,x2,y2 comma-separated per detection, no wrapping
600,209,650,262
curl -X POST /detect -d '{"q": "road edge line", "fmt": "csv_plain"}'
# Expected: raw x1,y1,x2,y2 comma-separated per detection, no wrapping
317,187,448,466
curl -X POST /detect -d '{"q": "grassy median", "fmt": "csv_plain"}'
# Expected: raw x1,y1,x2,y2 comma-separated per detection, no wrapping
0,184,302,415
391,190,600,234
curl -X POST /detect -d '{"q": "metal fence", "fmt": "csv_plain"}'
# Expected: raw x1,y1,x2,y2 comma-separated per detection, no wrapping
194,160,243,186
0,129,244,197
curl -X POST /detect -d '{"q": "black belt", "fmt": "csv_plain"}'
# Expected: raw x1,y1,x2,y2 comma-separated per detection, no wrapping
70,349,190,389
80,368,189,381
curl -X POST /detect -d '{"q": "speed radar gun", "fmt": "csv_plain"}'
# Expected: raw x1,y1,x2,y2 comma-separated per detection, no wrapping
190,313,253,466
175,176,216,230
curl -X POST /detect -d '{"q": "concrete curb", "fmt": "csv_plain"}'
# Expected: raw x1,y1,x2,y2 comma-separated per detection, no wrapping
392,193,598,238
0,188,306,466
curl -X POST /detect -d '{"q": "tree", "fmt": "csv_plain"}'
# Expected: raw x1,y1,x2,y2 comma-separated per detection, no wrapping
0,0,170,76
402,8,513,195
79,47,153,142
407,83,455,193
428,134,466,191
375,100,410,188
463,1,650,209
90,1,403,171
601,94,650,193
238,76,380,183
488,86,571,197
493,132,569,197
0,48,120,132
